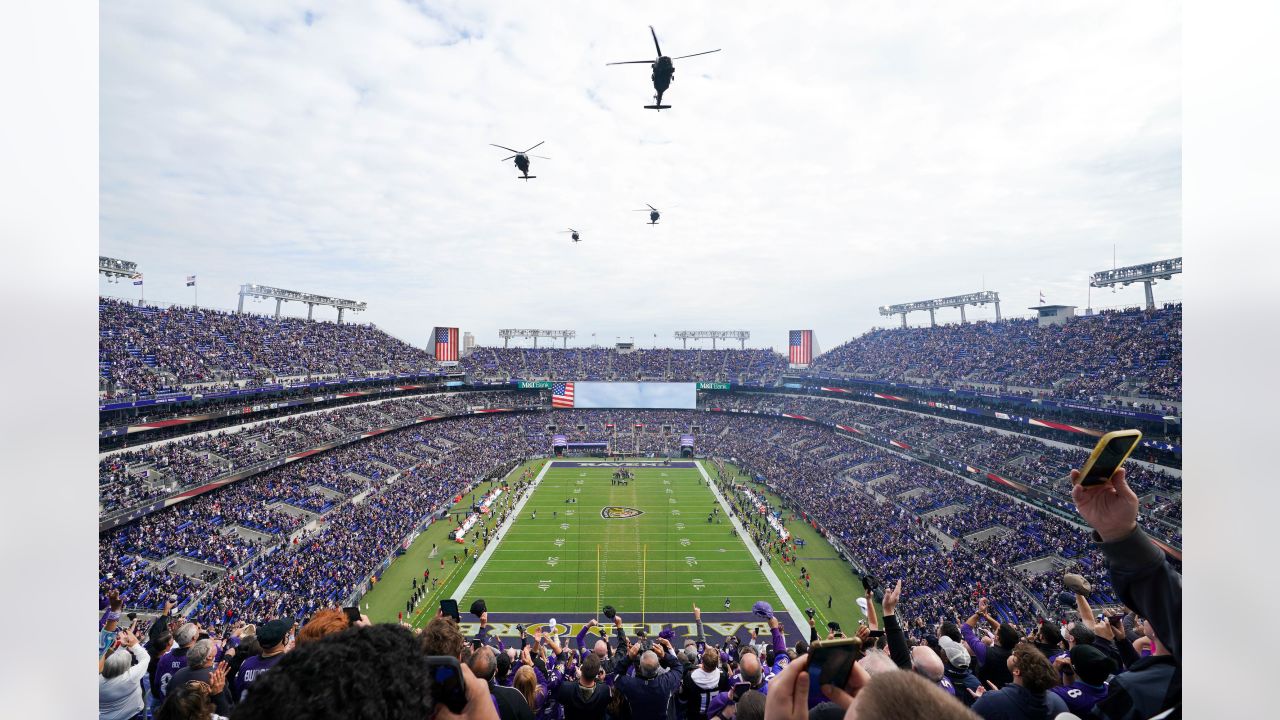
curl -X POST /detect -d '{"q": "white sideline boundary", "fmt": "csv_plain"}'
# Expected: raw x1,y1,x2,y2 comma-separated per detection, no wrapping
697,460,811,636
451,460,553,600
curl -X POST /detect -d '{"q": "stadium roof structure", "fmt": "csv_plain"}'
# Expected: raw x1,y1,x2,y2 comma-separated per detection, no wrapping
1089,257,1181,310
499,329,576,348
673,330,750,349
98,256,138,279
878,291,1001,328
238,283,366,323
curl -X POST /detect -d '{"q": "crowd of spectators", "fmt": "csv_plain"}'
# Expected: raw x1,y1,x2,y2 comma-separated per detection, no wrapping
98,401,1182,718
462,346,788,384
99,392,532,518
808,304,1182,402
99,298,442,397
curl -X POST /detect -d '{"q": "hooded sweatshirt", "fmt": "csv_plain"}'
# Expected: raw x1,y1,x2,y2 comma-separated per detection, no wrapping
970,682,1069,720
682,665,730,720
555,679,611,720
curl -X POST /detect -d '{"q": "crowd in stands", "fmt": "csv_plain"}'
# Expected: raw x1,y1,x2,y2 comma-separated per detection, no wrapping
99,298,442,398
99,392,533,518
101,436,1181,718
462,346,788,384
808,304,1182,402
704,392,1183,532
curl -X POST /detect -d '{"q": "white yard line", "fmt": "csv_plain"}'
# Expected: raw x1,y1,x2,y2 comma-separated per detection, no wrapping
451,460,553,600
697,460,811,635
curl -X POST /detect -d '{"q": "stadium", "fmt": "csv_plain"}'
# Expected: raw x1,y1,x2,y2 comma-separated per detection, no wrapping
73,3,1196,720
95,274,1183,719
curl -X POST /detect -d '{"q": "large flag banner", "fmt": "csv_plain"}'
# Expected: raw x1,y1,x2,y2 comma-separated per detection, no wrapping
789,330,813,365
433,327,459,361
131,272,143,286
186,275,197,287
552,382,575,408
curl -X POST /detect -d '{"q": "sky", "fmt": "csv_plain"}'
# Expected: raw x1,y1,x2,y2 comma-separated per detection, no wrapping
99,0,1181,351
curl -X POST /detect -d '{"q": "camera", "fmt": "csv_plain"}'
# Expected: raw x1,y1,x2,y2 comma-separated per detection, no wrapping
805,607,815,618
515,624,526,634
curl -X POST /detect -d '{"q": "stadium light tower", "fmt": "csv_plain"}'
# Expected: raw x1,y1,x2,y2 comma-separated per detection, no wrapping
673,330,750,350
98,256,138,280
498,329,577,348
237,284,367,323
1089,257,1181,311
878,291,1001,329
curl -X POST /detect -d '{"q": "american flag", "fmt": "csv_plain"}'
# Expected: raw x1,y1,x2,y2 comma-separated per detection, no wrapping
186,275,196,287
434,327,459,361
131,272,143,286
551,382,575,408
789,330,812,365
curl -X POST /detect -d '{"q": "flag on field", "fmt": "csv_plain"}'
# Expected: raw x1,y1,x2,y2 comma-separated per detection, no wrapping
186,275,196,287
551,382,575,408
131,272,143,286
788,330,813,365
433,327,459,361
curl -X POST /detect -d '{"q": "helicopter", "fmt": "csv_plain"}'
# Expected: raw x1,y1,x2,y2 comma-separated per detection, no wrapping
634,204,662,225
607,26,720,110
559,228,582,242
490,141,548,179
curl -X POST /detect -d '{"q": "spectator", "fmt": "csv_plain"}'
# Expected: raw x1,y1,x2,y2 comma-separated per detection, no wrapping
469,645,533,720
231,623,499,720
969,643,1068,720
296,608,352,645
153,681,222,720
511,665,547,714
1050,644,1115,716
555,653,610,720
168,638,232,715
231,618,294,704
613,639,684,720
154,622,200,703
99,628,150,720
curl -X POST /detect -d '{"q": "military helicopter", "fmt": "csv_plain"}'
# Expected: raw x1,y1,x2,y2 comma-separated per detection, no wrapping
559,228,582,242
634,204,663,225
606,26,720,110
489,141,548,179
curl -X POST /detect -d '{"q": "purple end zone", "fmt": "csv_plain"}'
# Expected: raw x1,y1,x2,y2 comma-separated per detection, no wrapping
454,612,807,645
551,461,698,468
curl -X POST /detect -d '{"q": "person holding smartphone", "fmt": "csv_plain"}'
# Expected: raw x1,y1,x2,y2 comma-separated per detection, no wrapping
99,628,150,720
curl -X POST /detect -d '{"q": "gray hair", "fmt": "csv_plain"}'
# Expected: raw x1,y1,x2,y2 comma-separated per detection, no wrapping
858,648,898,677
101,648,133,679
638,650,660,678
174,623,199,647
186,638,215,669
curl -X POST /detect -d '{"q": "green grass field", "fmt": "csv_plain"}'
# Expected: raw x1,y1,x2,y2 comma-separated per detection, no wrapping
362,459,868,632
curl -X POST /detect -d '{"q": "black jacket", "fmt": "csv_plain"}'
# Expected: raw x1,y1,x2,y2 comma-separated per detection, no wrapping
490,682,534,720
978,644,1014,688
970,682,1068,720
614,652,684,720
1097,526,1181,660
554,681,611,720
1094,655,1179,720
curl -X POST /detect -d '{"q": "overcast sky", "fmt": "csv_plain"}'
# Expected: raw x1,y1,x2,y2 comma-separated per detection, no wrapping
99,0,1180,351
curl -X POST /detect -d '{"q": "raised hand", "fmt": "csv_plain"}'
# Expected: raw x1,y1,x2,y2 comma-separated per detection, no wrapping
763,654,811,720
882,579,902,616
1071,468,1139,542
209,660,230,695
692,604,701,620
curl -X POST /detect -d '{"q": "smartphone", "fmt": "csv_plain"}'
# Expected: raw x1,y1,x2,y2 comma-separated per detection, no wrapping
426,656,468,714
440,599,461,622
1075,430,1143,487
732,681,752,700
807,637,865,706
344,606,362,625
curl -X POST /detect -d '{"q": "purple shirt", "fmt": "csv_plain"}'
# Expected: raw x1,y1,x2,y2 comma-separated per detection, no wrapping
152,646,188,700
233,653,284,703
1051,681,1109,714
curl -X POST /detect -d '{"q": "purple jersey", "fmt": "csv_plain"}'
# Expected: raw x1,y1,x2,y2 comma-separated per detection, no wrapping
233,653,284,702
1052,681,1109,714
152,647,188,700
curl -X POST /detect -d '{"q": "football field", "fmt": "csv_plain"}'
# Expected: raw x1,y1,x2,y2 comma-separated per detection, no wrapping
454,460,795,622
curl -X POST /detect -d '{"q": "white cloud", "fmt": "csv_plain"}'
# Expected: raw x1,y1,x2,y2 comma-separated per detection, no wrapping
100,0,1180,349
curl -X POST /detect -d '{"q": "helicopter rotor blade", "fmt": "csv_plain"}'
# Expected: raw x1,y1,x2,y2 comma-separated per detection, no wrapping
529,155,550,160
650,25,663,56
489,144,521,154
606,60,654,65
672,49,721,60
500,155,516,161
522,141,545,153
647,204,658,211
